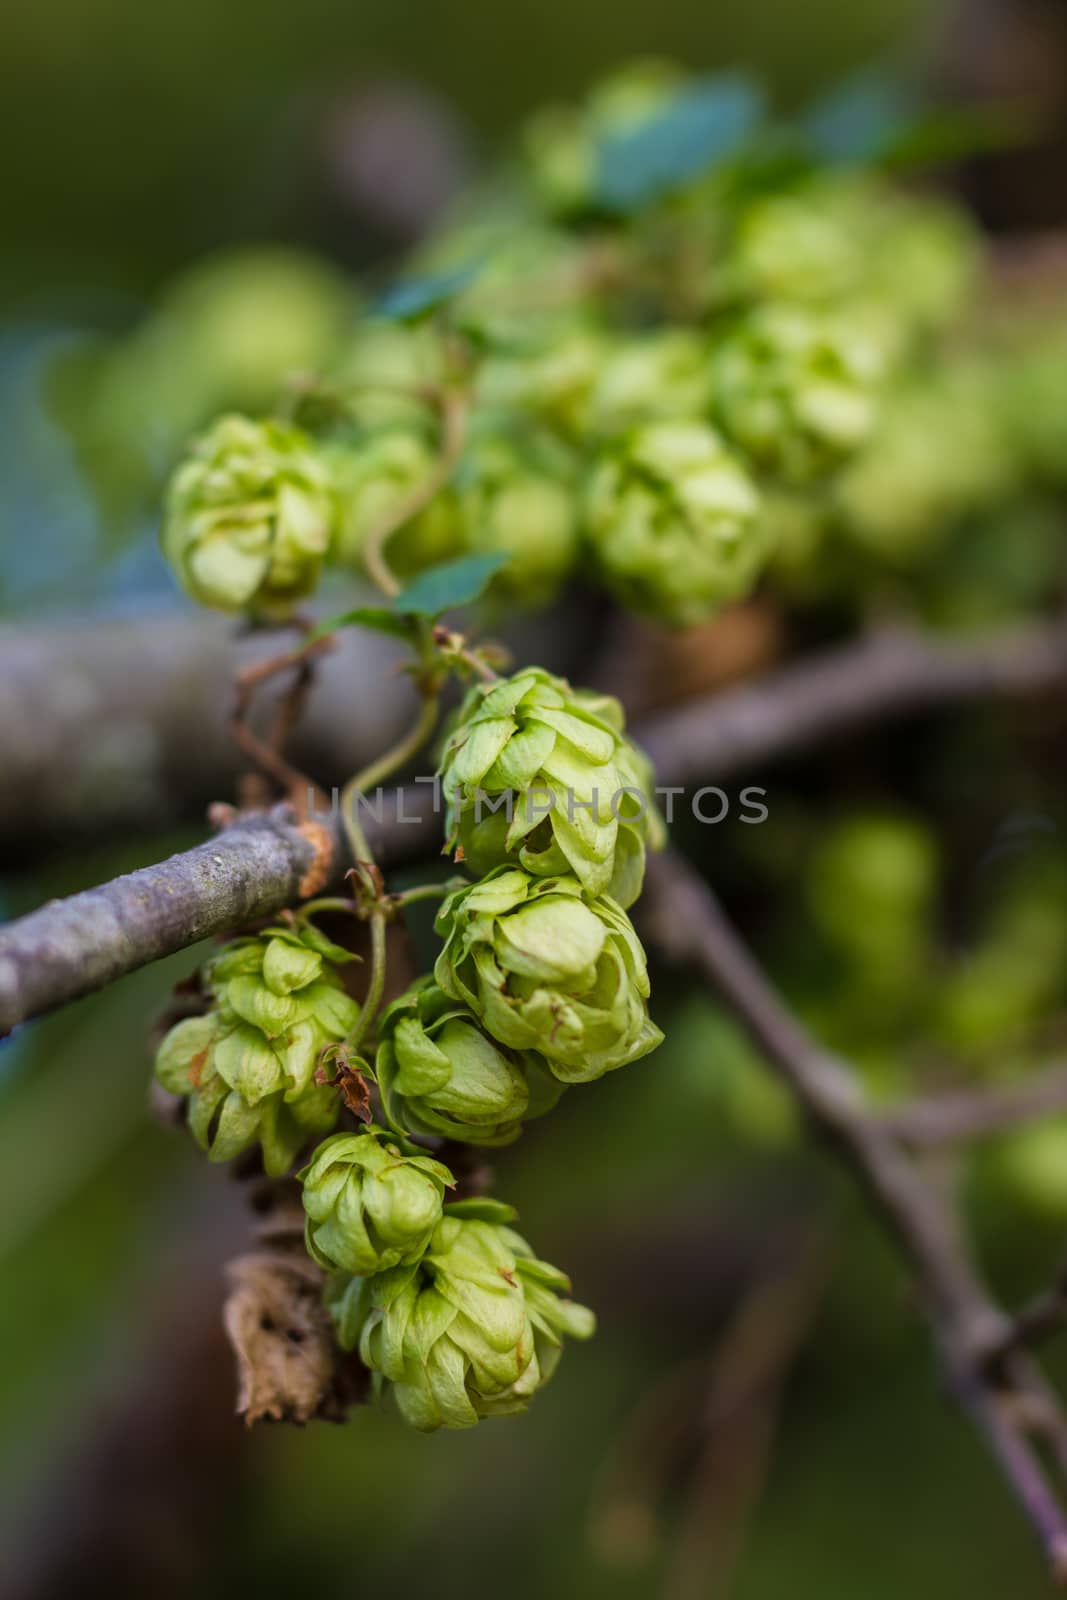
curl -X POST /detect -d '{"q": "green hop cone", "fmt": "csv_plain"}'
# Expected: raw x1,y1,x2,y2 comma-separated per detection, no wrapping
439,666,662,908
834,364,1017,563
714,178,976,341
329,1199,596,1431
715,181,873,310
154,923,360,1176
480,320,609,440
710,306,886,485
376,977,564,1145
456,430,580,610
584,419,768,629
329,425,464,579
332,319,449,432
434,867,663,1082
300,1127,454,1275
586,330,713,434
161,414,335,615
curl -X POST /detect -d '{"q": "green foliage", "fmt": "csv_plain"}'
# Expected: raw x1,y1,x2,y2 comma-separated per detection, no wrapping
377,263,484,321
595,74,766,211
393,551,510,615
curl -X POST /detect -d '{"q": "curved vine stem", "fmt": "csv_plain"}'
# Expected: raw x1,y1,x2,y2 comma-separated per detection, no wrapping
361,386,469,599
337,672,443,1050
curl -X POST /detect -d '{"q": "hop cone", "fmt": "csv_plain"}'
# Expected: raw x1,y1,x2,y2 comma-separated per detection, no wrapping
457,431,579,610
300,1128,454,1275
155,923,359,1176
835,365,1016,562
330,1200,595,1431
161,414,335,614
375,977,564,1146
587,330,714,434
439,666,662,908
434,867,662,1082
584,420,767,629
710,306,886,485
481,320,609,439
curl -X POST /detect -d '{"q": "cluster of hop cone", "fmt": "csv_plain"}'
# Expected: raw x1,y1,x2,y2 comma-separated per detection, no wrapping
156,667,665,1430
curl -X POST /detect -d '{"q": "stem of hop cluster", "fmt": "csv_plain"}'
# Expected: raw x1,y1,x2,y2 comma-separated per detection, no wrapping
361,385,469,600
338,664,442,1051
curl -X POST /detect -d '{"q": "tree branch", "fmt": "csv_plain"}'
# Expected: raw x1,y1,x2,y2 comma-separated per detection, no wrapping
638,617,1067,787
884,1065,1067,1149
4,613,1066,852
0,614,418,852
4,614,1067,1033
642,849,1067,1579
0,792,446,1035
0,810,334,1035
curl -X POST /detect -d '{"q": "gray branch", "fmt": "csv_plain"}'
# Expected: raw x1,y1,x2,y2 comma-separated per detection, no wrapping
642,849,1067,1580
638,617,1067,786
2,614,1067,1035
0,810,335,1034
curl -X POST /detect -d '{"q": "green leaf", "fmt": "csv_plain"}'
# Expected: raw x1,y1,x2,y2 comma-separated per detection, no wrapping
376,263,482,322
596,75,765,212
804,71,1030,168
304,607,420,646
803,71,915,164
393,553,509,616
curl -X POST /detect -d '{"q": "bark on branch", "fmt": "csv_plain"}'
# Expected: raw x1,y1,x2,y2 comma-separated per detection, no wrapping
0,810,340,1034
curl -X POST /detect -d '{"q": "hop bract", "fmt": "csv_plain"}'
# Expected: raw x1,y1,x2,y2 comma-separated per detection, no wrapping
434,867,663,1082
710,306,886,484
584,419,767,629
300,1128,454,1276
375,978,564,1146
154,924,359,1176
439,667,662,908
161,415,335,614
330,1200,595,1431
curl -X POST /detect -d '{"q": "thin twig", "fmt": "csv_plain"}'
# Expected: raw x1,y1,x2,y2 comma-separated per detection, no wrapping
4,612,1067,849
987,1267,1067,1367
885,1065,1067,1149
229,621,335,812
638,617,1067,788
361,388,468,598
642,849,1067,1579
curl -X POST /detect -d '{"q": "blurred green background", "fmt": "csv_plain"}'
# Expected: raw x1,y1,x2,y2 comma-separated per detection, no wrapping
5,0,1067,1595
